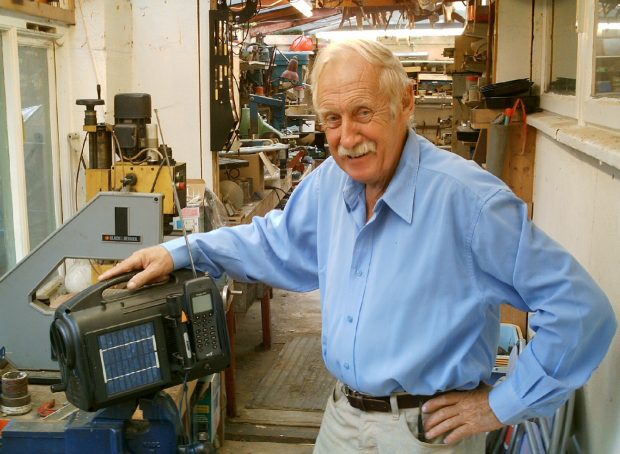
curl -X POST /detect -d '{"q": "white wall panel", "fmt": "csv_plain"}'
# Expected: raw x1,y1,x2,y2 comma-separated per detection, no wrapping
130,0,201,178
534,132,620,454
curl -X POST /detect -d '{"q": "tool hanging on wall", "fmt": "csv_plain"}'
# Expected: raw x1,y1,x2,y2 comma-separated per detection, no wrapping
209,0,260,152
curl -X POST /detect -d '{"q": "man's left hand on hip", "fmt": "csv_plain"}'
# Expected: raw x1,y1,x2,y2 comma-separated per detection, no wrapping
421,383,504,444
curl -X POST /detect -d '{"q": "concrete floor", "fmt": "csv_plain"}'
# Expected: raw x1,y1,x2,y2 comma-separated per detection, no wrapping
219,288,323,453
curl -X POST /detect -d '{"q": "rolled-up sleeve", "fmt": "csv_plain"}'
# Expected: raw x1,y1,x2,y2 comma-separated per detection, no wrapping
471,189,617,424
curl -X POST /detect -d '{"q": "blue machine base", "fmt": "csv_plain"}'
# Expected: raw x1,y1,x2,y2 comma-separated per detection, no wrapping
0,392,179,454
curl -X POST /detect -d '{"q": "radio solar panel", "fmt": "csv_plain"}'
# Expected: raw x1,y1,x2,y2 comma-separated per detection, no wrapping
98,322,162,395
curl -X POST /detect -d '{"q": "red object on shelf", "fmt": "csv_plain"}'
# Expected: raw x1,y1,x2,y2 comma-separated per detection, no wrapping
37,399,57,417
290,35,314,52
0,419,11,433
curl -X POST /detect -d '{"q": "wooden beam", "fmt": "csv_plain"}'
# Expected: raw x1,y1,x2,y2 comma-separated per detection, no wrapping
0,0,76,25
250,9,340,36
321,0,408,7
252,5,338,22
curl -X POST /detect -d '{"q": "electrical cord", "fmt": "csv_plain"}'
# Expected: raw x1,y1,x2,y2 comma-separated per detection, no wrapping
149,159,166,193
178,372,191,446
264,185,289,203
111,131,127,190
74,134,88,212
184,375,192,445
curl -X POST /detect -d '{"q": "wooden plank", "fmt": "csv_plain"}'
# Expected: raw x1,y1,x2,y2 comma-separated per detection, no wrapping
501,125,537,205
472,128,487,166
232,408,324,427
0,0,76,25
225,421,319,444
497,124,536,337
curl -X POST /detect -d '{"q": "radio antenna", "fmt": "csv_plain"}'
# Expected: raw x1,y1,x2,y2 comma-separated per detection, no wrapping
154,108,198,279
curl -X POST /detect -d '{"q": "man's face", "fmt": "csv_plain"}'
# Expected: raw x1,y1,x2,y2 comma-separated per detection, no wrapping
316,52,412,191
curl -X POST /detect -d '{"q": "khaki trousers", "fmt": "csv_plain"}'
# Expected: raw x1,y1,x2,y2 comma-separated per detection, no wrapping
313,385,485,454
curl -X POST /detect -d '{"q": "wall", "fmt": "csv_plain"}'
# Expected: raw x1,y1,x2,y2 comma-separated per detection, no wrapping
495,1,620,451
495,0,532,81
130,0,202,177
533,133,620,454
65,0,211,206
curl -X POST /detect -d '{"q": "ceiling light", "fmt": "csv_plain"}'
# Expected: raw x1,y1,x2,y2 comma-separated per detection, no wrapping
316,27,465,41
394,52,430,58
290,0,313,18
598,22,620,32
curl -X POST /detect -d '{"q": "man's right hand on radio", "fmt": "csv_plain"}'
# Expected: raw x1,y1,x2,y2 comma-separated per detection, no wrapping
98,245,174,290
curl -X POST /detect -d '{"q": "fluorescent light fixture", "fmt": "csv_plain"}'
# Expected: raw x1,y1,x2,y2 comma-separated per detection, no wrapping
316,27,465,41
394,52,430,58
290,0,313,18
598,22,620,31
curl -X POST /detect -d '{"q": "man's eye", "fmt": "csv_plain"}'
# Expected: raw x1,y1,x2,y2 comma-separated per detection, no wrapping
324,115,341,127
356,109,373,122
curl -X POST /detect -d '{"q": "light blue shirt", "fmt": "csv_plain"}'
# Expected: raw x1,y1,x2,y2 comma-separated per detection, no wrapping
165,131,616,424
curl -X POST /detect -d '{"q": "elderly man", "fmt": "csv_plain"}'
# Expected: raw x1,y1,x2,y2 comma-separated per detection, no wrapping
100,40,616,453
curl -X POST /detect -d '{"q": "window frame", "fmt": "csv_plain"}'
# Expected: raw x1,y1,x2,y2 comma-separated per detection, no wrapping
539,0,620,130
0,16,65,264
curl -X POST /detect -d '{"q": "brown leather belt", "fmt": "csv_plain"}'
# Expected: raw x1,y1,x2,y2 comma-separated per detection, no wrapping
342,385,442,413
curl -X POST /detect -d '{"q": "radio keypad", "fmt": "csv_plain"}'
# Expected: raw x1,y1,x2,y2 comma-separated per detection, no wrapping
191,311,221,359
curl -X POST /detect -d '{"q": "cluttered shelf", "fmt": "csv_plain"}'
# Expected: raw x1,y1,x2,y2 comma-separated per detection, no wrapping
225,176,292,226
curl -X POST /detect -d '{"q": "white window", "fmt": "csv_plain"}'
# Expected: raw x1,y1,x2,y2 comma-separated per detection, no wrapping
0,18,63,275
539,0,620,131
594,0,620,97
548,0,578,96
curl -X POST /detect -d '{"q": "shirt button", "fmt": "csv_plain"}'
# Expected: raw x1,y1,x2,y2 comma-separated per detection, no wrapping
347,316,353,323
355,270,362,277
344,362,350,370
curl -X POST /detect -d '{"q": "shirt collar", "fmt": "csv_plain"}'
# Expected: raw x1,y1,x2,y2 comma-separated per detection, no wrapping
342,129,420,223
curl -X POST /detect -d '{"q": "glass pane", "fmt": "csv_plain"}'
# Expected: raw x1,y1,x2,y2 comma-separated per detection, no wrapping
0,37,16,276
594,1,620,97
19,45,56,249
548,0,578,95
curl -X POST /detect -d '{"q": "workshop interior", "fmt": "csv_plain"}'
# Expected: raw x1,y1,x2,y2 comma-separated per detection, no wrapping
0,0,618,453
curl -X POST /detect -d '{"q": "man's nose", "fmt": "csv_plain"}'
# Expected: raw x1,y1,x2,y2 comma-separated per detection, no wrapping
339,116,361,149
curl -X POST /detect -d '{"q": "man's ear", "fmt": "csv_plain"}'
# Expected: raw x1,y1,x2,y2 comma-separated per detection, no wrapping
402,82,415,113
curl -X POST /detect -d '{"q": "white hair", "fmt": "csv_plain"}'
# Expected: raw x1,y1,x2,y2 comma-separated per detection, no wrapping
310,39,412,120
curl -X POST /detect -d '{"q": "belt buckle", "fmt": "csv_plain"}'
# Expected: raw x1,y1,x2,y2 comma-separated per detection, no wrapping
342,385,367,411
342,385,390,412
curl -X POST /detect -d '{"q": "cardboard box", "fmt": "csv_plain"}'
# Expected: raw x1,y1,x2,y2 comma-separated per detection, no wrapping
194,373,221,444
470,108,504,128
265,168,292,192
186,179,207,206
172,206,204,233
219,153,265,192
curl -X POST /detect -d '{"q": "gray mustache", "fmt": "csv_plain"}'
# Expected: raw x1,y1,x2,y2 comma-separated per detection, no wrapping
338,142,377,158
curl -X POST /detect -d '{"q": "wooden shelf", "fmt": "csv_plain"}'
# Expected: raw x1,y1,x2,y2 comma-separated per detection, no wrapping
0,0,75,25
